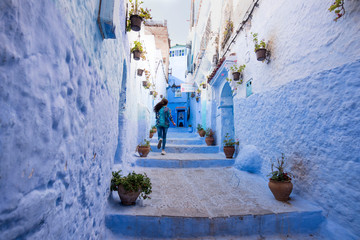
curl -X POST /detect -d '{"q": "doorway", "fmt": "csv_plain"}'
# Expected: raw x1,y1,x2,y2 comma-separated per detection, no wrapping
219,82,234,148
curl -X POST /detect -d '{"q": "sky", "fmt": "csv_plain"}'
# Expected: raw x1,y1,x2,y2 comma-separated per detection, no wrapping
142,0,191,46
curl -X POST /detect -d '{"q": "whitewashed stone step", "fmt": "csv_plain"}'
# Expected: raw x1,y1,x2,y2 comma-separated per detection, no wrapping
150,144,219,153
106,167,324,239
150,137,205,145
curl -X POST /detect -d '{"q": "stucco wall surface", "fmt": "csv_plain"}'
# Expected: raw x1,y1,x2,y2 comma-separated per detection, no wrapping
234,59,360,238
0,0,129,238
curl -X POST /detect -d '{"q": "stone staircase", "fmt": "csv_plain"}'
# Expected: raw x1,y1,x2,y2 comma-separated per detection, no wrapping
106,128,324,239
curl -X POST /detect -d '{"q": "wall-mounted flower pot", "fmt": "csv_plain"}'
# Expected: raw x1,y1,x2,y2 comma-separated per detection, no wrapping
137,69,144,76
191,93,195,98
232,72,242,81
160,95,163,98
150,91,154,95
223,146,235,158
196,97,200,102
142,81,148,87
132,50,141,60
202,84,206,89
130,15,142,31
255,48,267,61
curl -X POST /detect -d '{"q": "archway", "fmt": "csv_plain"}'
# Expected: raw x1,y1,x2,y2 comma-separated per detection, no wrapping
219,82,234,148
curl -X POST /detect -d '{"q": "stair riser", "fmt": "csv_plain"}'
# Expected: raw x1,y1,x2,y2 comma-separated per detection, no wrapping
105,211,324,238
150,146,219,153
136,159,234,168
150,139,205,145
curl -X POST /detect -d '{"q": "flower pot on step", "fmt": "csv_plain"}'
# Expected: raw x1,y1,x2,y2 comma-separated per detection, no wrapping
138,146,150,157
268,180,293,201
255,48,267,61
117,185,142,205
198,129,206,137
205,136,214,146
133,50,141,60
223,146,235,158
130,15,142,31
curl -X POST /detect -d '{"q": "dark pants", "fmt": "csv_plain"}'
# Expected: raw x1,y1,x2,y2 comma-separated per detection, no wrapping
157,126,168,150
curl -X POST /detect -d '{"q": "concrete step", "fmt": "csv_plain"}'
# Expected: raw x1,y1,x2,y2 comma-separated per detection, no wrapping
106,167,324,239
136,153,233,168
150,137,205,145
150,144,219,153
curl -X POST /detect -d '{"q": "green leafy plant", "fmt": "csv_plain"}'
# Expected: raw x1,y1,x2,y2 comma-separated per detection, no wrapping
328,0,345,21
153,91,158,98
223,20,234,40
151,125,156,129
110,170,152,199
196,124,204,132
144,81,151,89
251,32,266,52
131,41,144,53
268,153,294,182
226,77,232,83
196,88,201,94
230,64,246,73
205,128,214,137
223,133,239,146
138,139,150,147
150,129,155,133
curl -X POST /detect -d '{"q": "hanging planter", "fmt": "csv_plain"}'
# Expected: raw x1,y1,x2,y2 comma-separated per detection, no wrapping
160,95,163,98
130,15,142,31
142,81,148,87
232,72,241,81
150,91,154,95
133,50,141,60
191,92,195,98
230,64,246,81
137,69,144,76
255,49,267,61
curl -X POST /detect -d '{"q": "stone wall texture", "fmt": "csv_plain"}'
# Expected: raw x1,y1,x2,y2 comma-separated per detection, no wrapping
0,0,129,238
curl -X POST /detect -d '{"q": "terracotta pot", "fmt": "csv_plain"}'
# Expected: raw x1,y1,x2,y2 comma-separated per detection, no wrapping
255,48,267,61
202,84,206,89
232,72,241,81
205,136,214,146
117,185,141,205
268,180,293,201
199,129,206,137
138,146,150,157
223,146,235,158
142,81,148,87
130,15,142,31
133,50,141,60
149,132,154,138
137,69,144,76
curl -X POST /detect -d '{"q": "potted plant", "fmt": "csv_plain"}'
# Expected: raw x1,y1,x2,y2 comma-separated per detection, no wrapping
205,128,215,146
131,41,144,60
188,124,193,133
137,139,151,157
251,32,267,61
149,91,154,95
137,68,144,76
153,91,158,99
230,64,246,82
196,124,206,137
223,133,239,158
268,153,294,201
151,125,157,133
200,82,207,89
190,92,195,98
149,128,155,138
110,170,152,205
127,0,152,32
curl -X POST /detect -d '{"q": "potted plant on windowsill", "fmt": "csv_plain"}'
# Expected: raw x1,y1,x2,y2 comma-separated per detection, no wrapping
110,170,152,205
230,64,246,82
131,41,144,60
205,128,215,146
223,133,239,158
268,153,294,201
196,124,205,137
251,32,267,61
137,139,151,157
127,0,152,32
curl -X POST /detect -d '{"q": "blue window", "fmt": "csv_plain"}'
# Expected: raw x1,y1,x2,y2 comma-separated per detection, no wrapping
246,79,253,97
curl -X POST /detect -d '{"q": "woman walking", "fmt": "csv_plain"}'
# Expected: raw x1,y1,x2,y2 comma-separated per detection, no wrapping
154,98,176,155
